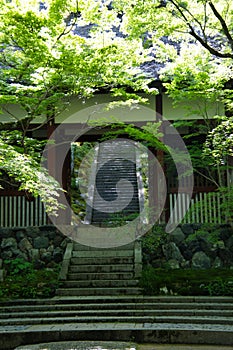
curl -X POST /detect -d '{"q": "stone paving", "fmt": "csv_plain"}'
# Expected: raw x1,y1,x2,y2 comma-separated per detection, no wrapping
2,321,233,333
14,341,233,350
15,341,137,350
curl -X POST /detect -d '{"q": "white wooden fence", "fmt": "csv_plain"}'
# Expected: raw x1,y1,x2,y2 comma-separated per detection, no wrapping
169,192,223,225
0,192,224,228
0,195,47,227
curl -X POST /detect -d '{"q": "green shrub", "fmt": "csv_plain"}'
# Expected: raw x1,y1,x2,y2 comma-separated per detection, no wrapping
141,225,167,255
205,278,233,296
0,259,60,300
185,223,221,244
139,267,233,296
4,257,33,276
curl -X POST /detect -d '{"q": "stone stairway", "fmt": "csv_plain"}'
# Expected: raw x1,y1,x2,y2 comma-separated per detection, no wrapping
0,296,233,349
56,241,142,296
86,139,141,226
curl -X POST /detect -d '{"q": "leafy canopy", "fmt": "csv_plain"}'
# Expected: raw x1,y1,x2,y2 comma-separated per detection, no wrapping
0,0,156,213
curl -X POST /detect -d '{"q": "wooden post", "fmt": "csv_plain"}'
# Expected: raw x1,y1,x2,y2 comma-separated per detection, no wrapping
148,91,166,223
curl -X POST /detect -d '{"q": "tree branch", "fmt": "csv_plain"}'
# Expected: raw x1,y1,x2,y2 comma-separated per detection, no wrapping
189,28,233,58
169,0,233,59
208,1,233,53
194,168,219,188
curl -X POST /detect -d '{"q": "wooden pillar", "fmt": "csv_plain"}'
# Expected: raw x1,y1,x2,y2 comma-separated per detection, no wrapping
46,118,71,225
148,91,166,223
47,124,56,178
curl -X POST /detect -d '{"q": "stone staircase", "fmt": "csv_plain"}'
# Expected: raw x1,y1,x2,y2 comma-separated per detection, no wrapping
0,296,233,349
85,139,141,226
56,241,142,296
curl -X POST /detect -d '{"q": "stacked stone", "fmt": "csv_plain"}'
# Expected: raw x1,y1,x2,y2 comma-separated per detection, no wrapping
0,226,70,273
143,224,233,269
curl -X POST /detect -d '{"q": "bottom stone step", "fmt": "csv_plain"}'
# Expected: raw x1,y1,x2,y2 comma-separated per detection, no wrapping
1,324,233,350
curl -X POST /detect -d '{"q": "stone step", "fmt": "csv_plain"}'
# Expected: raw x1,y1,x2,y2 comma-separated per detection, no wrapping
91,207,139,212
1,301,233,312
70,257,134,265
92,198,138,203
1,309,233,319
61,279,139,288
94,184,138,190
73,243,135,251
89,140,140,227
0,299,233,317
69,264,134,273
94,179,138,185
67,272,134,280
72,250,134,258
56,287,142,296
0,315,232,326
97,155,136,159
1,296,232,306
95,176,137,180
1,323,233,349
95,174,137,180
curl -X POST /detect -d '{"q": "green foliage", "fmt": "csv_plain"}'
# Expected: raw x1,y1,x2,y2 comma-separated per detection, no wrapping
218,186,233,223
0,259,60,300
0,0,156,211
0,132,64,215
185,224,221,245
71,142,96,220
140,267,233,296
204,117,233,165
4,258,33,276
103,212,139,227
99,121,166,151
110,0,233,199
0,0,153,117
206,278,233,297
142,225,167,255
0,130,47,162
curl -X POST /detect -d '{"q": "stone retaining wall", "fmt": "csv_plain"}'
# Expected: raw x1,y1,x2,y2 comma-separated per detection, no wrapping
142,223,233,269
0,223,233,279
0,226,70,279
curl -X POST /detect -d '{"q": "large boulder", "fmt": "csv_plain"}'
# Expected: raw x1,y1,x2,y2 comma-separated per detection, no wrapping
167,259,180,269
30,248,40,261
162,242,184,263
53,247,63,263
0,228,12,239
181,224,194,235
1,237,17,251
34,236,49,249
25,227,40,239
212,257,223,268
218,248,233,266
192,251,211,269
169,228,185,245
41,251,52,264
186,239,202,254
19,238,33,253
15,230,25,242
